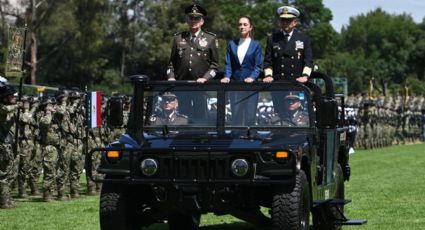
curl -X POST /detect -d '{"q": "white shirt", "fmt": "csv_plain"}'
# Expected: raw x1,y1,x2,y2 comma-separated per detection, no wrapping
237,38,251,64
282,30,294,41
191,30,201,39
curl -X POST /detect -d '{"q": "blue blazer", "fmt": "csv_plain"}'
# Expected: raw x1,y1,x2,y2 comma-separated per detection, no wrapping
223,39,263,81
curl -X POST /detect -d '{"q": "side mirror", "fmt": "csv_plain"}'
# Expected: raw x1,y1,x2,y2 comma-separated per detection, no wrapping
108,97,123,127
316,97,338,128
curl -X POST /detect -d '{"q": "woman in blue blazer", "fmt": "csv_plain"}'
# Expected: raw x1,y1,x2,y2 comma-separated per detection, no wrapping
221,16,263,126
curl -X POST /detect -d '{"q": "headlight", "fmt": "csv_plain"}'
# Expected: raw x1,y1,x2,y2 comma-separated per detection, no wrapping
140,158,158,176
231,159,249,177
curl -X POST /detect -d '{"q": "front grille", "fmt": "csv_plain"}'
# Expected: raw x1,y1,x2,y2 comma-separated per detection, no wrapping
141,152,252,181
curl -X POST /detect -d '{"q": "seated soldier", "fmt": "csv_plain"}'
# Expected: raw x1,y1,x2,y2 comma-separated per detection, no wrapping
272,93,309,126
150,92,188,125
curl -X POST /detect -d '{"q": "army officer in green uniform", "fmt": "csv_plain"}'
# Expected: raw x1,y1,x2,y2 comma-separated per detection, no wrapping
273,94,309,127
167,4,219,82
166,4,218,119
150,93,188,126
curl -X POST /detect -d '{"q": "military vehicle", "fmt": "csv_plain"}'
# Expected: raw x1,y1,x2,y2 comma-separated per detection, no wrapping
86,72,366,229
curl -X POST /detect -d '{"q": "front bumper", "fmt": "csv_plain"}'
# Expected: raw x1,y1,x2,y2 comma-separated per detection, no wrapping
85,147,296,186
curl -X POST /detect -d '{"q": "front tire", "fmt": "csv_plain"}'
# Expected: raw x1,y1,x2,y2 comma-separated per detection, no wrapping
168,213,201,230
99,183,146,230
271,170,310,230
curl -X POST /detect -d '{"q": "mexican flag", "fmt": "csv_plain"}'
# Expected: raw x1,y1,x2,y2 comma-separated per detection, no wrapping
87,91,102,128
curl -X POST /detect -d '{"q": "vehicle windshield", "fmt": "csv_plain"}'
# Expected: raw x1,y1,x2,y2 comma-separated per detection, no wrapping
144,88,310,129
225,90,310,127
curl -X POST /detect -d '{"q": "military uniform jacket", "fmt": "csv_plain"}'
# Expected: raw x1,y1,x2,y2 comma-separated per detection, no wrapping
264,29,313,80
0,104,17,143
167,30,219,80
19,110,35,141
39,112,61,146
272,110,309,127
150,111,188,126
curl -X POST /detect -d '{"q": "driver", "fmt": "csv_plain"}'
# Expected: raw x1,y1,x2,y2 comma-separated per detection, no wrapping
273,93,309,126
150,92,188,125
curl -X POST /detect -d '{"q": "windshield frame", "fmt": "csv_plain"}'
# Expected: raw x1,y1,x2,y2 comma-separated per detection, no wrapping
139,81,315,135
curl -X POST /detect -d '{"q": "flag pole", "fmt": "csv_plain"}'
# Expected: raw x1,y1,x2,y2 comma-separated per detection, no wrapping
13,24,28,157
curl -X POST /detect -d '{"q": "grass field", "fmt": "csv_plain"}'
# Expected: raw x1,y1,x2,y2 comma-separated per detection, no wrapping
0,143,424,230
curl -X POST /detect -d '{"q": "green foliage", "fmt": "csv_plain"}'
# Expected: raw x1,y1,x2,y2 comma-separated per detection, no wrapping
296,0,337,58
1,1,424,95
333,8,425,94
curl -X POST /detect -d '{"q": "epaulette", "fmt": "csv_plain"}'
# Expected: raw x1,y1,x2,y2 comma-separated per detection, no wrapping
177,113,188,118
174,31,184,36
203,31,216,37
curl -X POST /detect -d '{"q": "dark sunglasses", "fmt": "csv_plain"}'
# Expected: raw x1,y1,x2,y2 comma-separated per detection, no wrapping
280,18,295,22
285,99,300,104
189,16,202,21
162,96,177,102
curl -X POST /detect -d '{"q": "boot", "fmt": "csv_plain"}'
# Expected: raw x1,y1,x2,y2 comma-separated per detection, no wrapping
0,195,9,209
70,189,80,199
29,180,40,196
43,190,54,202
95,183,102,193
87,183,97,196
57,190,69,201
17,186,28,199
0,195,16,209
7,198,16,208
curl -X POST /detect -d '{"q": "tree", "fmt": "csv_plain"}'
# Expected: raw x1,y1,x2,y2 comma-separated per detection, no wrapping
295,0,337,58
37,0,110,89
340,9,417,84
322,8,425,95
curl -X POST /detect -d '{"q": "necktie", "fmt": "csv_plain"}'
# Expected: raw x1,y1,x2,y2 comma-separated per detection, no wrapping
284,33,289,43
190,35,196,45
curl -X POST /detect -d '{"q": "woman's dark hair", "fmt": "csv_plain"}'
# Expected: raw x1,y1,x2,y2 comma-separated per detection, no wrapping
239,15,254,39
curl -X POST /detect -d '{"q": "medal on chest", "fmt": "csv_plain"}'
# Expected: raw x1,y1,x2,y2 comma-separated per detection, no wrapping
199,37,208,47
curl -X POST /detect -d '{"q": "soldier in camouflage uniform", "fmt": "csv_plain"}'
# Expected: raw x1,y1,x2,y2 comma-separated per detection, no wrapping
68,92,85,198
394,95,405,144
353,93,363,148
55,91,72,200
0,84,19,208
86,127,103,195
28,97,42,196
39,97,61,202
17,96,35,198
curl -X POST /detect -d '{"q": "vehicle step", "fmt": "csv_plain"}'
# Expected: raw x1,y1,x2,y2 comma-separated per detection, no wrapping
314,198,352,206
335,219,368,225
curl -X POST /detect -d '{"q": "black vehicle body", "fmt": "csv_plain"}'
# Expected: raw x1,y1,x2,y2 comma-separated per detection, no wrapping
87,72,366,229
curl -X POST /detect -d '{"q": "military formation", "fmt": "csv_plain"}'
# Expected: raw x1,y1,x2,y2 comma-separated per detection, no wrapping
0,82,130,209
345,94,425,150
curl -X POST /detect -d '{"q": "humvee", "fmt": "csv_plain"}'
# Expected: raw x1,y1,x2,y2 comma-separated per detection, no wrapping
86,72,366,229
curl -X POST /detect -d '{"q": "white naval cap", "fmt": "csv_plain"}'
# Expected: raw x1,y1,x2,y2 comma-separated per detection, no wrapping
277,6,300,19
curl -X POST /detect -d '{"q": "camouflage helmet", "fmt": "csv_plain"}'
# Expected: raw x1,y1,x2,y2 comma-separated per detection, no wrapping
55,89,70,100
21,95,32,101
69,90,82,99
39,96,57,106
0,84,17,98
30,96,40,104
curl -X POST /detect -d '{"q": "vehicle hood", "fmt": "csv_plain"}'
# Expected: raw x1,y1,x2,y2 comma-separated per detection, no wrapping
115,131,310,150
